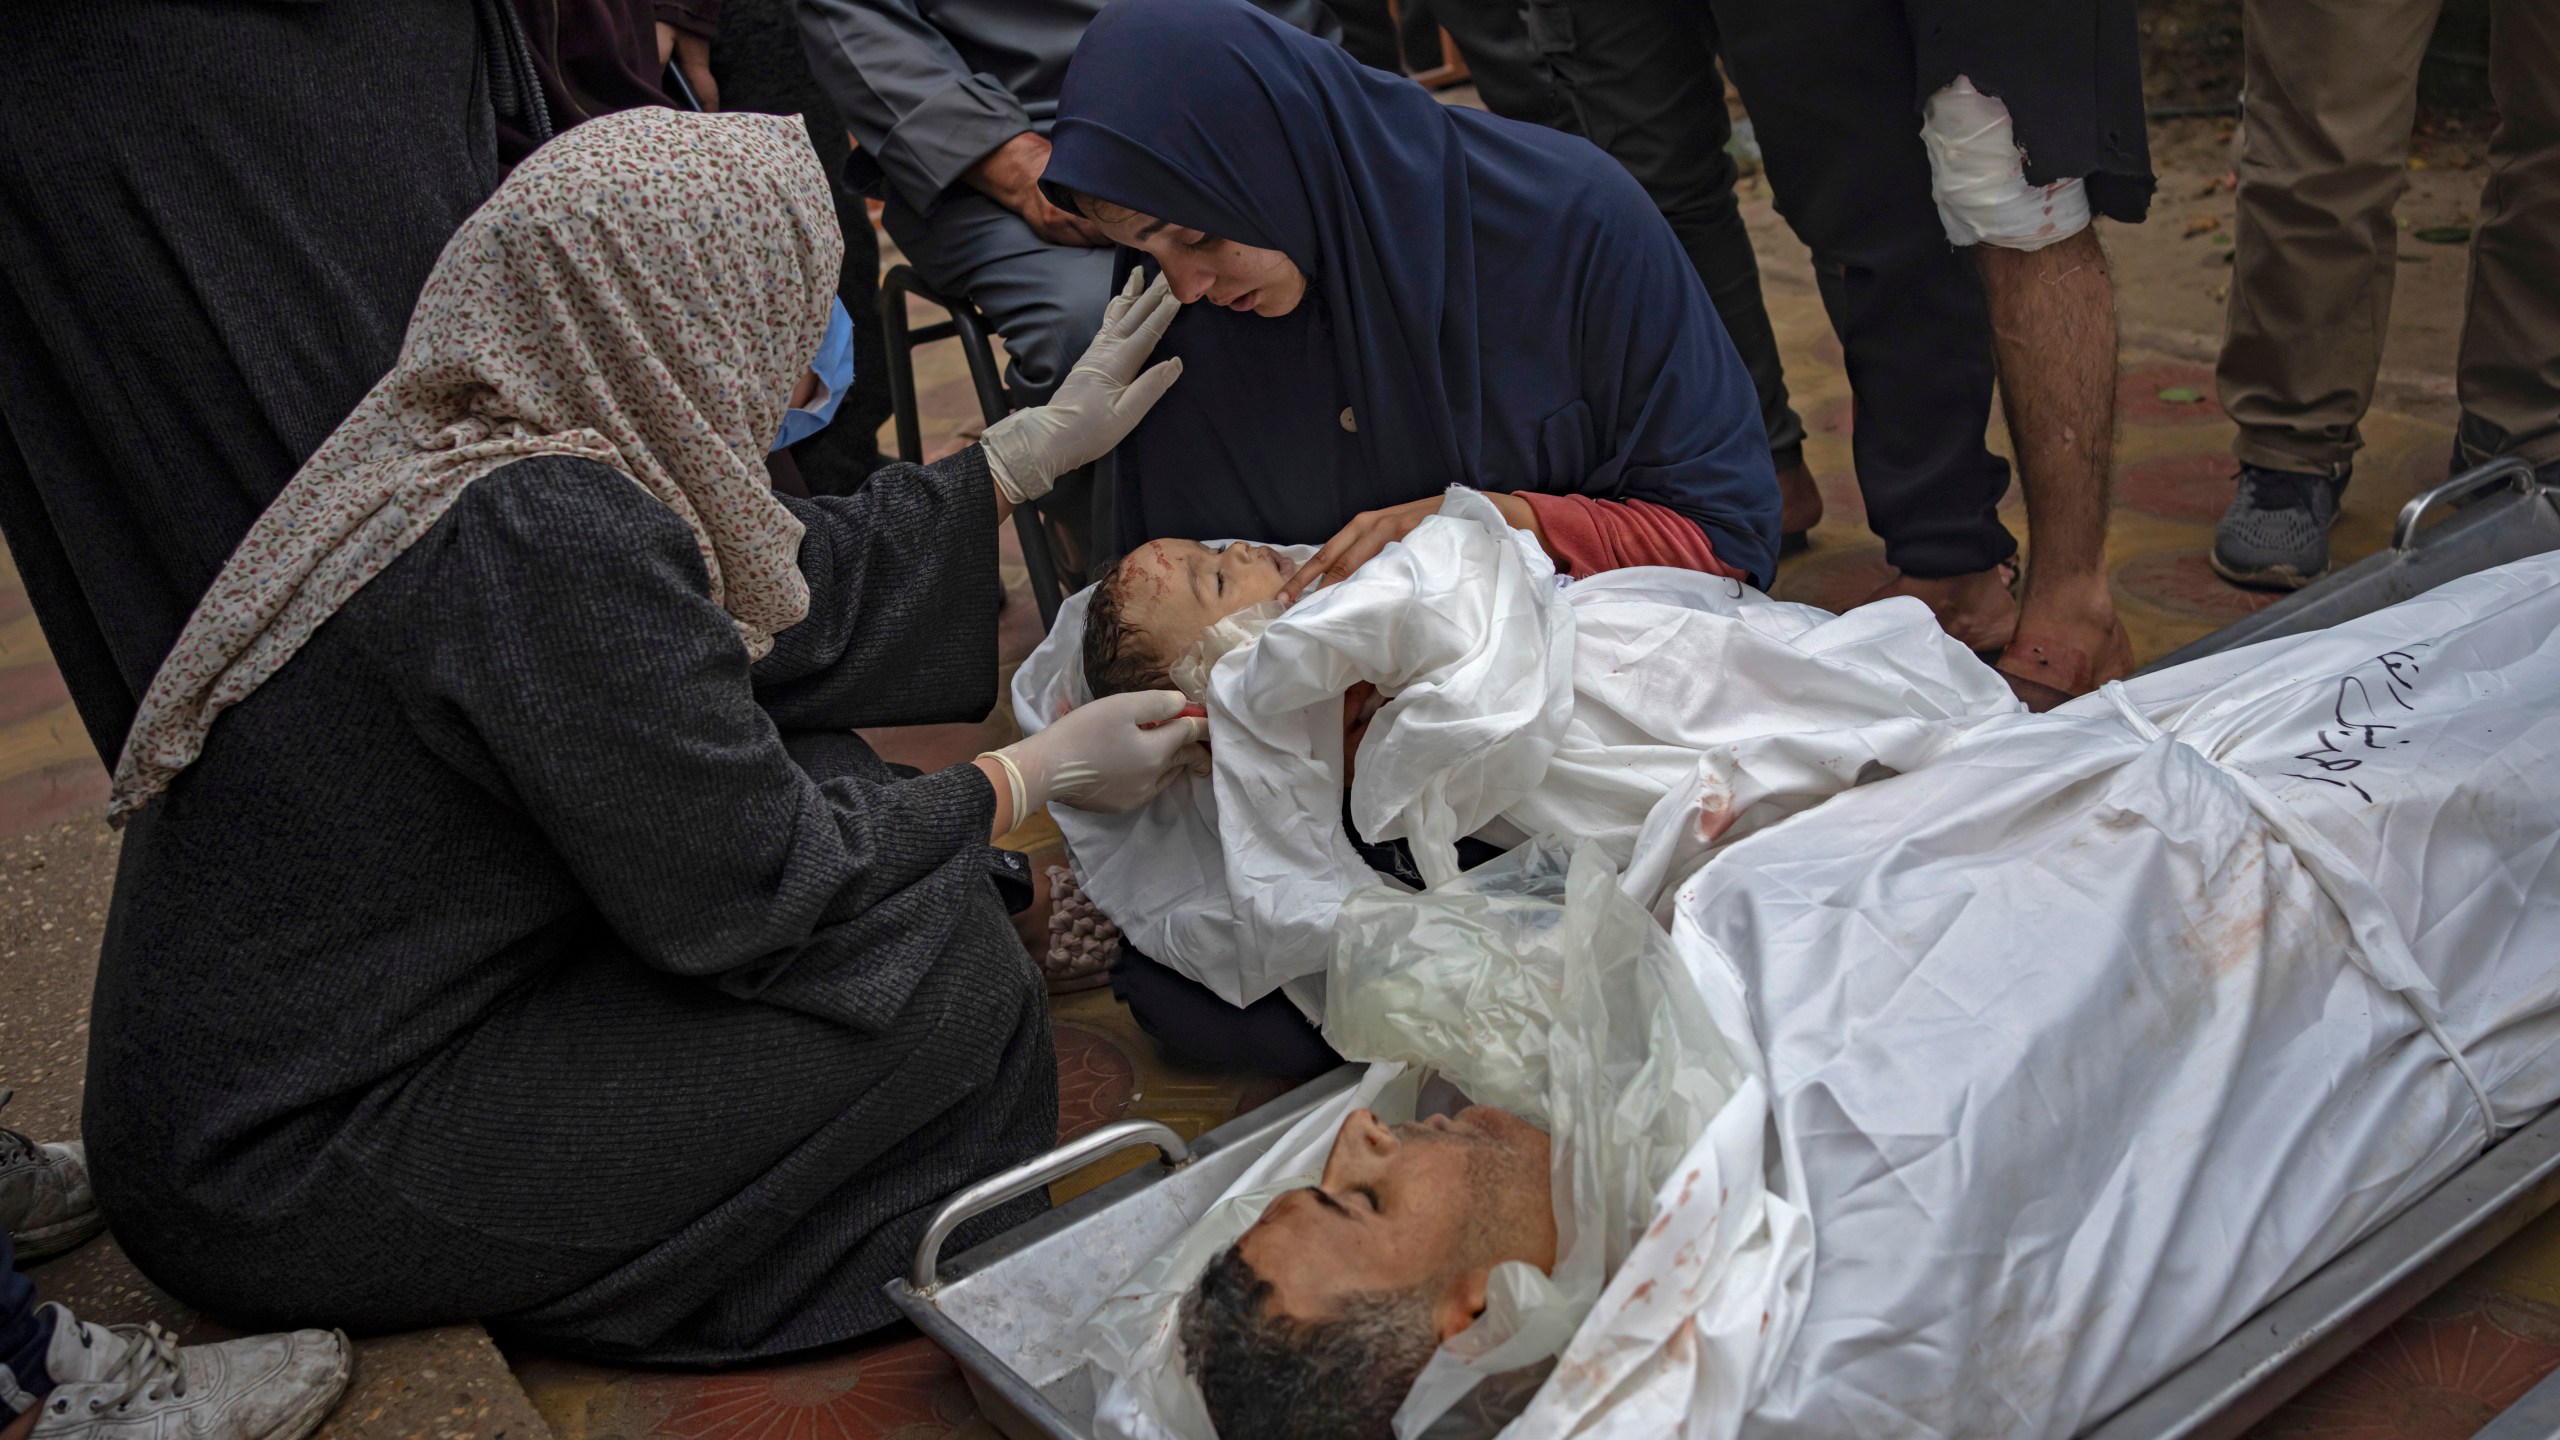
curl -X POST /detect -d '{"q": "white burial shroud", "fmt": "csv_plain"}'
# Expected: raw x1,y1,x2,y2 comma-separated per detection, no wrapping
1009,488,2019,1009
1664,551,2560,1439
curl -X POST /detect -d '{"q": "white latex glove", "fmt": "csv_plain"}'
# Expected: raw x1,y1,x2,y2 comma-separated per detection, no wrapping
1002,689,1207,815
982,270,1184,505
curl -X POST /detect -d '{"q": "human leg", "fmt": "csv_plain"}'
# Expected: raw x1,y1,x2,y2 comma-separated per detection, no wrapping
2217,0,2435,478
881,193,1117,408
1508,0,1811,534
2,1130,347,1440
1714,0,2016,630
0,0,499,759
1110,949,1340,1079
709,0,894,492
2210,0,2437,587
1416,0,1574,129
2454,0,2560,470
23,1306,349,1440
2,1232,50,1429
1975,228,2131,699
1330,0,1405,72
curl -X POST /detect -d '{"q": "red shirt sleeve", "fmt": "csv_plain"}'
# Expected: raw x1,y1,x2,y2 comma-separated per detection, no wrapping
1514,492,1745,579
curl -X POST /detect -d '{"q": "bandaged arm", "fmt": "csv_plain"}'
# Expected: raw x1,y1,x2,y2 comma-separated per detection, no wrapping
1919,76,2091,252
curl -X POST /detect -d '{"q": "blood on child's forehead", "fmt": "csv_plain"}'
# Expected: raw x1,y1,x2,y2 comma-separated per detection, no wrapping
1119,539,1201,604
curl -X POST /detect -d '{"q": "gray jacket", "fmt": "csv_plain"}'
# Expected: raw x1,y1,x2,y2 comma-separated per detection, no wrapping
797,0,1339,212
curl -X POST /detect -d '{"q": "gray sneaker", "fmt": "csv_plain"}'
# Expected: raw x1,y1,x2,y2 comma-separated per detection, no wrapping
0,1090,102,1261
2211,464,2350,590
27,1306,352,1440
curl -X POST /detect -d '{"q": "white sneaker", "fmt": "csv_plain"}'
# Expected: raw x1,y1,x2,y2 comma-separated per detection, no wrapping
27,1306,351,1440
0,1089,103,1262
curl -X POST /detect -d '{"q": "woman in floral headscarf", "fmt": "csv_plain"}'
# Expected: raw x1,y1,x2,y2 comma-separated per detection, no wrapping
80,108,1195,1363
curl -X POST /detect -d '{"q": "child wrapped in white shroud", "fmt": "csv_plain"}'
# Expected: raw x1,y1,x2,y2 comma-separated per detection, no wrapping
1009,488,2020,1010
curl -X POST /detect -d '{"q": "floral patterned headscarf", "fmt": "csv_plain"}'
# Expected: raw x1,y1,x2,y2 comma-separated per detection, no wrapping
109,108,842,821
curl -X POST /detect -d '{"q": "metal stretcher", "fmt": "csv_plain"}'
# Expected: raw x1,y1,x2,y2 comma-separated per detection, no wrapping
889,458,2560,1440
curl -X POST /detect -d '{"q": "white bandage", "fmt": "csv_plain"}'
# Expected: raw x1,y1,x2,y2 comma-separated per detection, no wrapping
1919,75,2090,252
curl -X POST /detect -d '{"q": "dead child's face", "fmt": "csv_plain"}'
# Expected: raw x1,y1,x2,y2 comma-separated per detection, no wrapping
1112,538,1298,661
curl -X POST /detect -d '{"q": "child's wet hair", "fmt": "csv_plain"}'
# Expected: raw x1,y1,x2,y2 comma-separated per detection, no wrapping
1082,553,1177,699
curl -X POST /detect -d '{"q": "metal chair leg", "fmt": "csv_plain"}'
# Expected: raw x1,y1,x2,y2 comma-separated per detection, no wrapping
937,285,1070,629
874,265,1076,630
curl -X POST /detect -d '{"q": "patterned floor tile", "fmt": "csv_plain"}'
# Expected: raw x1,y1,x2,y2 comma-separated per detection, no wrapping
1053,1020,1140,1142
2246,1288,2560,1438
2122,451,2244,524
2114,547,2288,623
516,1335,992,1440
2120,361,2227,425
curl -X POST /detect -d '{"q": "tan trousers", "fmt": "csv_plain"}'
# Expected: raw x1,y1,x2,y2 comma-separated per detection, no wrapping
2217,0,2560,474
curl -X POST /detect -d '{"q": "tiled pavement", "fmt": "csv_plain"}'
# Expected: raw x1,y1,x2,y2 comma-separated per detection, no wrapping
3,134,2554,1440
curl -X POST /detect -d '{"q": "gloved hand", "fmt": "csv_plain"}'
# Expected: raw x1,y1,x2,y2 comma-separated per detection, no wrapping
982,271,1185,506
1000,689,1207,815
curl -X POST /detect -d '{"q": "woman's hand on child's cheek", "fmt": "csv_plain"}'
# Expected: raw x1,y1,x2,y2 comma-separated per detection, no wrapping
1283,497,1442,600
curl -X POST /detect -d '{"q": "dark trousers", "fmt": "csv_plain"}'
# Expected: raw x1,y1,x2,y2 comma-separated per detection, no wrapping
710,0,894,495
1429,0,1803,459
2,1232,54,1415
1111,949,1339,1079
0,0,504,763
1709,0,2018,578
1334,0,1452,75
1107,824,1511,1079
1439,0,2017,577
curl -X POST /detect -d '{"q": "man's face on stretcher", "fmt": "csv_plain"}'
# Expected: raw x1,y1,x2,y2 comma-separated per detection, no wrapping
1178,1105,1558,1440
1244,1105,1556,1333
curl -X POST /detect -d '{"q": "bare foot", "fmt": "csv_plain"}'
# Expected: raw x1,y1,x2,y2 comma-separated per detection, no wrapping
1777,453,1823,544
1862,565,2021,654
1996,582,2134,710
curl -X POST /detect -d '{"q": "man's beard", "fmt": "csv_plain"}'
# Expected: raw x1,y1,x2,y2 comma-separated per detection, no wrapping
1396,1115,1552,1271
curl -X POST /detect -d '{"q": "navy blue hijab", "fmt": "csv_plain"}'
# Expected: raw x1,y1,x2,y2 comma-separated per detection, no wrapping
1044,0,1779,585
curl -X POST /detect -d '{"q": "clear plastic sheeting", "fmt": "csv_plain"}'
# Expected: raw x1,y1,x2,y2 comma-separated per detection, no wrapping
1010,490,2015,1009
1073,840,1812,1440
1667,553,2560,1439
1329,840,1811,1440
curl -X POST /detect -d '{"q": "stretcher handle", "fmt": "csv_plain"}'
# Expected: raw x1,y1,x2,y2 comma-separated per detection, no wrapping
2393,455,2541,551
910,1119,1193,1292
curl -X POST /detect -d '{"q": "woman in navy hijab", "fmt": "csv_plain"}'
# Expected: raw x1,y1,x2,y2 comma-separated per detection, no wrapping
1042,0,1781,591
